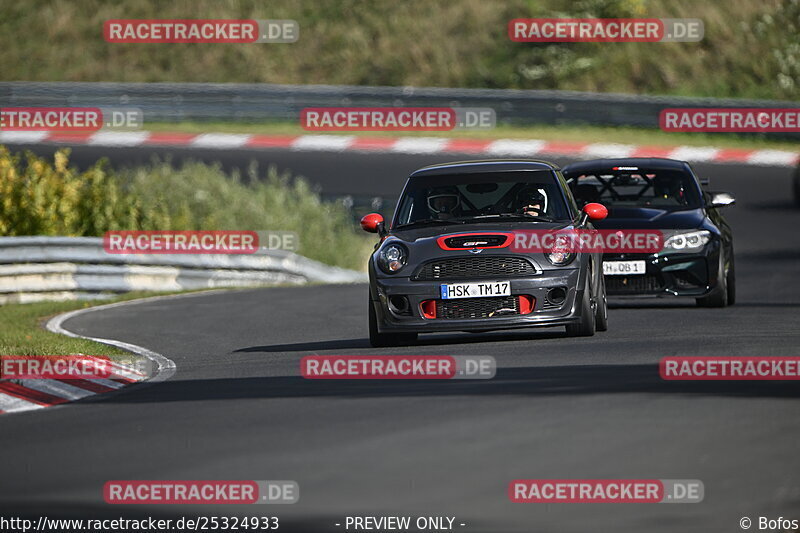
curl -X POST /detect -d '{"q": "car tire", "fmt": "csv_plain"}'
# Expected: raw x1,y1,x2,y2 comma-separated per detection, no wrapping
595,275,608,332
566,279,596,337
696,255,728,308
726,255,736,306
368,297,418,347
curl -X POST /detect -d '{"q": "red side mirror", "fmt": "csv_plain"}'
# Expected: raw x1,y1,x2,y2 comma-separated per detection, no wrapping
583,202,608,221
360,213,385,233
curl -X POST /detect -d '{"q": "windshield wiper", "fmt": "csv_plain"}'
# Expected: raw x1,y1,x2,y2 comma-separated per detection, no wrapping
395,219,466,229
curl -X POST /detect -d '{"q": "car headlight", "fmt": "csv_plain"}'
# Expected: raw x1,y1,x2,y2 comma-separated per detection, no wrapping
546,250,576,266
545,233,576,266
663,230,711,251
377,243,408,273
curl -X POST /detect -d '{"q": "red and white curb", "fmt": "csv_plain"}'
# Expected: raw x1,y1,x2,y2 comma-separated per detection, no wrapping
0,357,146,414
0,130,797,167
0,295,180,415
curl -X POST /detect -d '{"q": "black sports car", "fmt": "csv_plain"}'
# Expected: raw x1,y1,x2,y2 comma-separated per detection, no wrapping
562,158,736,307
361,160,609,347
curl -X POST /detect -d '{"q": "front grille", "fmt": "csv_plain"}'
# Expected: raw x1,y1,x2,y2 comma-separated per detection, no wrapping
436,296,519,319
443,234,508,249
414,256,536,281
605,274,664,293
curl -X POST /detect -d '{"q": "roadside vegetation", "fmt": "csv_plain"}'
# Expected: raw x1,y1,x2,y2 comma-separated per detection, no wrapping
1,0,796,100
0,295,146,358
0,146,374,270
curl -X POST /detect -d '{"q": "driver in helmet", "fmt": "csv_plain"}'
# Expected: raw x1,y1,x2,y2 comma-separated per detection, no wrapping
427,187,461,220
653,174,685,204
516,187,546,217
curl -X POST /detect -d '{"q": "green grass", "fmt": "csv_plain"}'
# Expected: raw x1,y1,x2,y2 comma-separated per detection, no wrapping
145,121,800,151
0,292,158,359
1,0,797,101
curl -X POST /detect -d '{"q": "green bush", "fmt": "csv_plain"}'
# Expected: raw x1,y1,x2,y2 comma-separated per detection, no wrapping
0,146,373,270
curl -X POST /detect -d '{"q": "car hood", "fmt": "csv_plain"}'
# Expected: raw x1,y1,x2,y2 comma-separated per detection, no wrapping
593,207,706,230
390,220,572,242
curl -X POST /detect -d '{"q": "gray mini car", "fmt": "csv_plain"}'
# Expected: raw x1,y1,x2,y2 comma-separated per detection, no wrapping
362,160,609,347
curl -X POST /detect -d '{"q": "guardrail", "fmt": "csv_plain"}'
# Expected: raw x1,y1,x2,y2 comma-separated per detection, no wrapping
1,81,797,137
0,236,366,304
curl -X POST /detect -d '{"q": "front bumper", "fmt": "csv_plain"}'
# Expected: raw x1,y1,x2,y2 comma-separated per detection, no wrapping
603,242,721,298
371,267,585,334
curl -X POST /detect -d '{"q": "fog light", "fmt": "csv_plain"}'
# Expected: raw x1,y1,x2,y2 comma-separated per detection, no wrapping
547,287,567,305
388,295,410,315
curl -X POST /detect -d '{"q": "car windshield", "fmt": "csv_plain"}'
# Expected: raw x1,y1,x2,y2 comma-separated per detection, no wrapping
565,168,702,209
393,170,573,227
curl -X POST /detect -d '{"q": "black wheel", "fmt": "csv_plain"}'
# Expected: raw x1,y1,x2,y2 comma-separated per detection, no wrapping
566,278,596,337
368,297,417,347
726,255,736,306
595,274,608,332
696,254,728,308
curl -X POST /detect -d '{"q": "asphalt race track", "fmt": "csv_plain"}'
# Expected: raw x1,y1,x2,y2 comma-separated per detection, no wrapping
1,144,799,532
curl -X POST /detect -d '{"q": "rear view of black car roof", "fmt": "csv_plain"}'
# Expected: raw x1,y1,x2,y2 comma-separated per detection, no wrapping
562,158,690,173
410,160,558,178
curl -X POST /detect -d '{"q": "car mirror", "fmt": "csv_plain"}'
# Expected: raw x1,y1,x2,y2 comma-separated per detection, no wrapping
360,213,385,234
710,192,735,208
583,202,608,221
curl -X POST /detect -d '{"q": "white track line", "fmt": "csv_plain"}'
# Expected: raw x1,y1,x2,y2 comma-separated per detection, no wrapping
582,143,637,159
46,296,186,384
88,131,150,146
190,133,252,149
668,146,721,162
390,137,448,154
0,131,49,143
486,139,547,156
291,135,355,151
747,150,799,166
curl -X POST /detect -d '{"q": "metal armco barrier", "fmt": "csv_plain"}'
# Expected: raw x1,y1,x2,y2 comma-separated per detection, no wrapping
1,82,797,137
0,237,366,303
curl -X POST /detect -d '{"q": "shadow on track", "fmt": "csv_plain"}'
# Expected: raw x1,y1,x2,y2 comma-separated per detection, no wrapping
91,364,800,405
233,328,569,353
